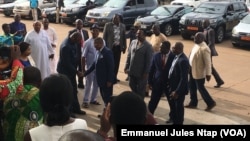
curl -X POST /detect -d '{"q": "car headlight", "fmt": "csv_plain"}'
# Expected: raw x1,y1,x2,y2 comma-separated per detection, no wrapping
179,17,186,24
209,19,217,24
101,11,110,17
72,8,79,12
232,28,239,36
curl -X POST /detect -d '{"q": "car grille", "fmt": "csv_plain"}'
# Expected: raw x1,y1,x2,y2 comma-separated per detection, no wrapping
89,12,100,17
185,19,203,27
239,32,250,36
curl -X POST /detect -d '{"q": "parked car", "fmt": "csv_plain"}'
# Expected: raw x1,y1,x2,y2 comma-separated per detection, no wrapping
0,0,27,17
179,1,248,43
0,0,15,4
231,13,250,47
42,0,78,22
136,5,193,36
60,0,107,25
170,0,207,8
85,0,159,28
13,0,56,19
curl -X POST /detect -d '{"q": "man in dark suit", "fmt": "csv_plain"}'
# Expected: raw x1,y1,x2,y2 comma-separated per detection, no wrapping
168,42,189,125
57,32,86,116
68,19,89,89
103,14,126,83
84,37,114,106
203,19,224,88
148,41,175,115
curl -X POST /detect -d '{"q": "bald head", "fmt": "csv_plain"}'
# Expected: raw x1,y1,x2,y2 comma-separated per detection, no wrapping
172,42,184,55
33,21,41,32
194,32,205,44
59,129,104,141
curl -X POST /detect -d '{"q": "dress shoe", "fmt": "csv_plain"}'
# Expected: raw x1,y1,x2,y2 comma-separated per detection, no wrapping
70,114,76,118
205,102,216,111
82,102,89,108
125,76,129,81
90,101,101,105
78,83,85,89
73,110,86,115
165,119,173,124
184,104,197,109
214,82,224,88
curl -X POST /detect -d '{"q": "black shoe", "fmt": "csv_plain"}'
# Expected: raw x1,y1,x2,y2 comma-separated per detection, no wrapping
73,110,86,115
165,119,173,124
90,101,101,105
125,76,129,81
184,104,197,109
214,82,224,88
205,102,216,111
70,114,76,118
78,83,85,89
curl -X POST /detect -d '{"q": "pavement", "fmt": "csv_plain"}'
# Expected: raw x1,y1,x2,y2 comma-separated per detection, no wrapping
76,69,250,134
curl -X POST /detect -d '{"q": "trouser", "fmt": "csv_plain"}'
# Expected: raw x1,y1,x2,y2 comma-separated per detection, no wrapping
99,85,113,107
148,83,165,114
83,71,98,103
129,75,147,99
32,8,38,21
112,45,121,80
171,94,185,125
189,72,215,107
68,75,81,112
56,7,60,23
211,57,224,84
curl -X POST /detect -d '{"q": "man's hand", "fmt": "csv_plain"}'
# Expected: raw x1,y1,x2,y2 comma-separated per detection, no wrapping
49,54,54,59
206,75,211,82
170,91,178,100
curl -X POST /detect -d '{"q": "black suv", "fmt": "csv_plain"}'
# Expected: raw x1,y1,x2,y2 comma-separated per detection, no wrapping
179,1,248,43
60,0,107,25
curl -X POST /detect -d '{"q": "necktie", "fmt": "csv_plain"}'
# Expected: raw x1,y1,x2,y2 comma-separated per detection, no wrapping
168,56,178,78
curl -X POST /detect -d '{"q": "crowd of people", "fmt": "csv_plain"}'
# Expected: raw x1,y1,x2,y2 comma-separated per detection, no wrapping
0,12,224,141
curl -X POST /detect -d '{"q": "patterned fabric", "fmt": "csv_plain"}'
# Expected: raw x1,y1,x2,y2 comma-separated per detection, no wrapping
0,59,24,100
3,85,43,141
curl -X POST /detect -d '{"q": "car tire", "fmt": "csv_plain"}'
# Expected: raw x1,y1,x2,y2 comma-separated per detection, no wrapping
181,32,190,40
215,26,224,43
164,24,173,36
3,10,11,17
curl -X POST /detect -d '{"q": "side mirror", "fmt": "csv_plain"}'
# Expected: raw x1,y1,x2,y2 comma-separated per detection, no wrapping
124,6,131,11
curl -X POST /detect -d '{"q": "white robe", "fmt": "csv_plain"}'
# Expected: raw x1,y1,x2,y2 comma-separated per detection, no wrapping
24,30,54,80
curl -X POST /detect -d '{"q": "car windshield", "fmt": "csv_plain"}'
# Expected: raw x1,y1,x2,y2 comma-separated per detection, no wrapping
151,6,178,16
15,0,28,4
65,0,77,5
103,0,127,8
241,14,250,24
194,3,226,14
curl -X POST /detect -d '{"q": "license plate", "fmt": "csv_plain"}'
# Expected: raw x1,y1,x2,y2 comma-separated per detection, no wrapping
90,18,95,23
141,24,146,29
187,26,198,31
61,12,67,17
240,36,250,41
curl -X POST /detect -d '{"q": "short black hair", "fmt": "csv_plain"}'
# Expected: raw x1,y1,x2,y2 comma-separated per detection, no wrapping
23,66,41,86
110,91,147,125
0,46,11,59
2,23,9,30
39,74,73,126
161,41,171,50
19,42,30,54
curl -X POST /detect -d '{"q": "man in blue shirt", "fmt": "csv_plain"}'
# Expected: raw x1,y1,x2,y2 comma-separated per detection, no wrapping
0,23,23,47
30,0,38,21
9,14,27,45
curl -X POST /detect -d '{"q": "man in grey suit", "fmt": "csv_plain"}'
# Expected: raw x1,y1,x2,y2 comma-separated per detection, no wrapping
203,19,224,88
103,14,126,83
124,29,153,99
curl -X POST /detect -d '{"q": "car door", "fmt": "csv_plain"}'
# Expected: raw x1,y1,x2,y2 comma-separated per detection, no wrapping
122,0,137,26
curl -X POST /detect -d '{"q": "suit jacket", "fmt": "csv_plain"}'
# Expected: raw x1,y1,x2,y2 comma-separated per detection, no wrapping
68,28,89,69
84,46,115,87
57,38,78,78
148,51,175,86
189,42,212,79
169,53,189,96
103,22,126,51
203,27,218,56
125,39,153,78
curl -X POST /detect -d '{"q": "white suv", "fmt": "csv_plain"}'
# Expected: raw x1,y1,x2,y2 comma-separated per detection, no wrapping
170,0,208,8
13,0,55,19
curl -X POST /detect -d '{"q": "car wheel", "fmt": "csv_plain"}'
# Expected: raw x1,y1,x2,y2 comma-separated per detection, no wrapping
181,32,190,40
3,10,11,17
215,26,224,43
164,24,173,36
